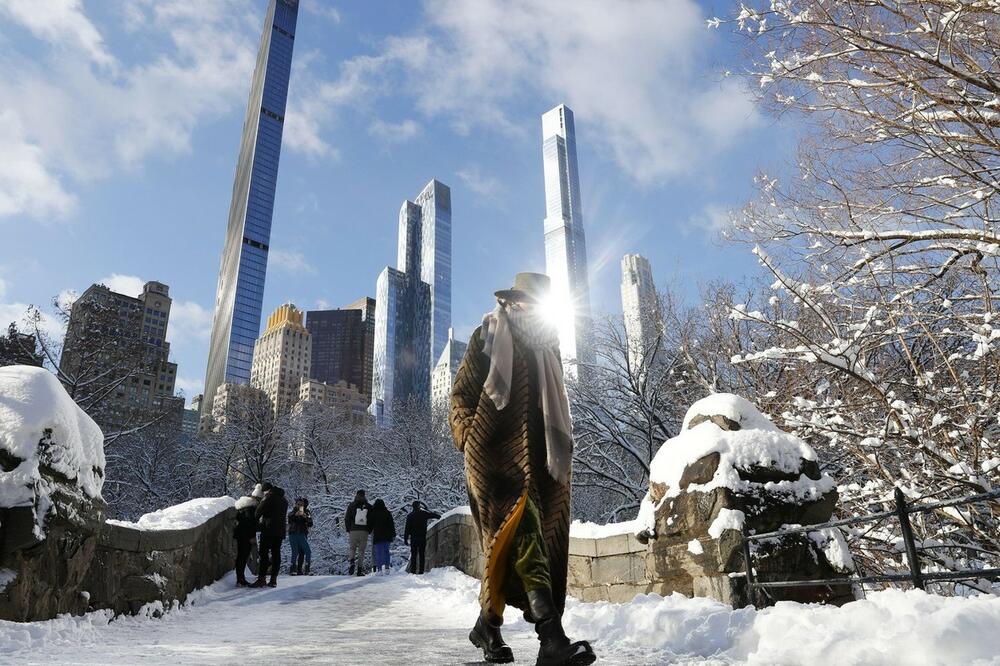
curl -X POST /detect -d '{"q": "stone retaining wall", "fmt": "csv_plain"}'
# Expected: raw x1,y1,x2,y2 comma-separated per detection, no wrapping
425,513,661,604
0,501,236,621
425,502,851,608
86,507,237,615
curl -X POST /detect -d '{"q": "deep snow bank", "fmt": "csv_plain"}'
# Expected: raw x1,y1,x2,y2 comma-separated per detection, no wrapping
106,496,235,531
0,366,104,537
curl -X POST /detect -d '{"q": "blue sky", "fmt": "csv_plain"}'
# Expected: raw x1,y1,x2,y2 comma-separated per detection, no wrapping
0,0,795,403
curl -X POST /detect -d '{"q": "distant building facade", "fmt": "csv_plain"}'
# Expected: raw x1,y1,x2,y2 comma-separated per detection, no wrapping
201,0,300,421
59,280,183,434
250,304,311,418
343,296,376,400
431,328,467,421
211,382,272,428
306,297,375,402
0,323,43,368
299,377,370,424
620,253,662,371
542,103,595,376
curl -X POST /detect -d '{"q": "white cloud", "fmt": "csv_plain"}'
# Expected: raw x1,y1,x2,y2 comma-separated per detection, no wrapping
270,249,317,275
300,0,761,185
303,4,342,24
0,0,116,68
96,273,145,297
174,376,205,402
686,203,735,236
165,300,212,346
0,0,257,220
368,118,421,144
0,110,76,219
456,164,504,200
283,53,387,158
0,277,6,302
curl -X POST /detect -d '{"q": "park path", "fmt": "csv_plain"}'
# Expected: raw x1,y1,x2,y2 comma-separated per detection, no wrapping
5,570,670,666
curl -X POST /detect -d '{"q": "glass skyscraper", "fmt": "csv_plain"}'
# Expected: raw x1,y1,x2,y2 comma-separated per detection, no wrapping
415,180,451,371
620,253,661,372
370,183,451,426
542,104,595,375
201,0,299,420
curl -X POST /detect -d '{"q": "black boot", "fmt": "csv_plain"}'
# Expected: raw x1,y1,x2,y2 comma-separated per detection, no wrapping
527,589,595,666
267,575,277,588
303,562,310,575
249,577,267,588
348,559,355,576
469,611,514,664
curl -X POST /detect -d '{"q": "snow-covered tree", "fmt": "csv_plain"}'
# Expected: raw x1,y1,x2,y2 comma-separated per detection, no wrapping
717,0,1000,588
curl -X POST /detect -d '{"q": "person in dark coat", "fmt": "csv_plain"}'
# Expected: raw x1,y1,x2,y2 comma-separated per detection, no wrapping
404,500,441,575
345,490,372,576
368,499,396,574
233,484,265,586
252,482,289,587
451,273,595,665
288,497,313,575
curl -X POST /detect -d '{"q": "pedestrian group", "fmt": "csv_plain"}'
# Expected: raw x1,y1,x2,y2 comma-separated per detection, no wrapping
233,484,440,586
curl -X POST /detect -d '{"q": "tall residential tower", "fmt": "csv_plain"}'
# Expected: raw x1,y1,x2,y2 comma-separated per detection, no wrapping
201,0,299,420
620,254,661,371
541,104,594,375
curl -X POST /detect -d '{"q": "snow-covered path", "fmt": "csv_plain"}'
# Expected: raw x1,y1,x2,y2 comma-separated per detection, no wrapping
1,570,655,666
4,568,1000,665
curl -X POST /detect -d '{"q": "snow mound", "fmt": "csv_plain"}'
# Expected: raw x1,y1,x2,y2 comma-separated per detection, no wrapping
649,393,830,500
0,366,105,537
106,496,234,531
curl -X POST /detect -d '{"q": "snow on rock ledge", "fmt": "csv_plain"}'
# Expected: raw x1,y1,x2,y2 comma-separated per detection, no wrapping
649,393,832,504
0,366,105,537
106,497,235,532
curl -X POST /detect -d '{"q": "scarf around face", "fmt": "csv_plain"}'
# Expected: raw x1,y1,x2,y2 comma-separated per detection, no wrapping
481,303,574,484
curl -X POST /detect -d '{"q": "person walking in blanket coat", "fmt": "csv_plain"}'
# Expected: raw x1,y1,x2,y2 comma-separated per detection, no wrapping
450,273,595,666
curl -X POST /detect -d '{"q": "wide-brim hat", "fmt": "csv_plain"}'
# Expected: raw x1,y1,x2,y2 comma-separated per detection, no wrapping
495,272,551,304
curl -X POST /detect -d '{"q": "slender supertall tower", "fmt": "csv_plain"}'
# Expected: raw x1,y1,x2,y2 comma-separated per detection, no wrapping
541,103,594,375
201,0,299,421
620,253,661,372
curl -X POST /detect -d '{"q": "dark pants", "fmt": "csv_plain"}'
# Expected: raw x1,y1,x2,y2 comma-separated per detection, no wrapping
258,534,283,580
409,541,426,574
235,539,253,582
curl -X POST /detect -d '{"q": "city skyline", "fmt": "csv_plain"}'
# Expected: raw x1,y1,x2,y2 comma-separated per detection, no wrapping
201,0,300,419
0,1,775,406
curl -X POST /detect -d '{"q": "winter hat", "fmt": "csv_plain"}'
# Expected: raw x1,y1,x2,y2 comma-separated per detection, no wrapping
261,482,274,493
412,500,421,509
301,497,309,508
251,483,265,499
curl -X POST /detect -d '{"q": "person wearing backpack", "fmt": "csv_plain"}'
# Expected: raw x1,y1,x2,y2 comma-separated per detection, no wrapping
369,499,397,574
345,489,372,576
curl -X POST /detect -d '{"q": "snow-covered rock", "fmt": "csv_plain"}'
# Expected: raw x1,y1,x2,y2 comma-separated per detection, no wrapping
647,393,832,505
634,393,851,608
0,366,105,538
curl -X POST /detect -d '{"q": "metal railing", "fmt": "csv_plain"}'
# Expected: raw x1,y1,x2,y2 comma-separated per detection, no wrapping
740,487,1000,601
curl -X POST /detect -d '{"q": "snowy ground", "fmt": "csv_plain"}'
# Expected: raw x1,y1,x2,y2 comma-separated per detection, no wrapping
3,568,999,666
